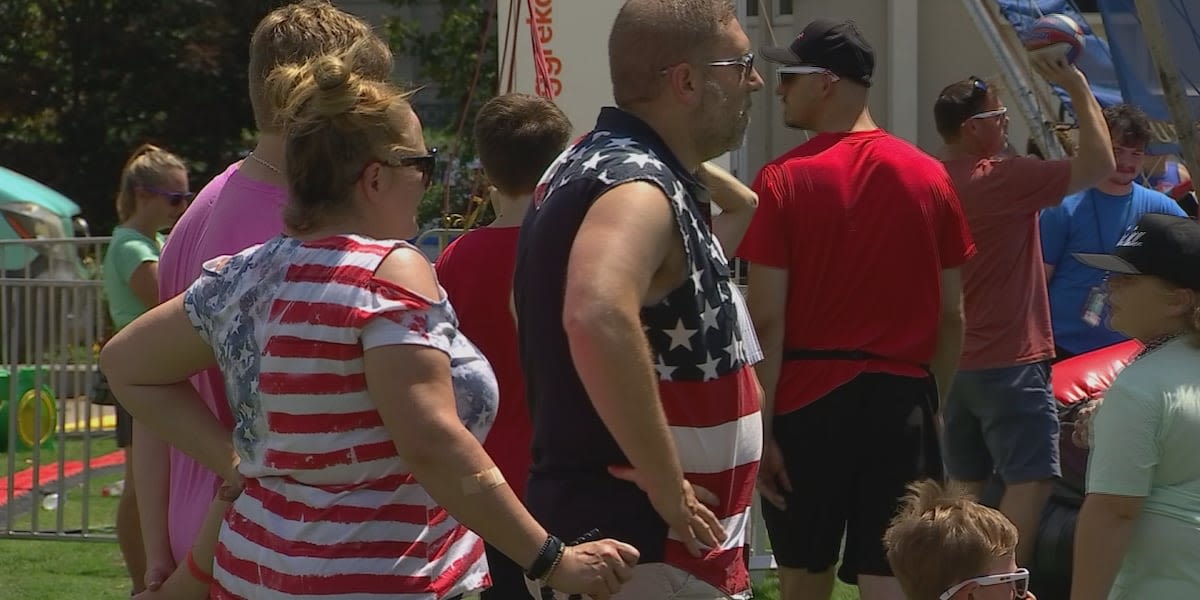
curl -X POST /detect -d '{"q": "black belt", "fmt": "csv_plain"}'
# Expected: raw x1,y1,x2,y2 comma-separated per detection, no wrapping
784,348,941,416
783,348,932,374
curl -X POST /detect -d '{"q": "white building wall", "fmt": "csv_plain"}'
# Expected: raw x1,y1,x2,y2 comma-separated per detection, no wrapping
342,0,1086,181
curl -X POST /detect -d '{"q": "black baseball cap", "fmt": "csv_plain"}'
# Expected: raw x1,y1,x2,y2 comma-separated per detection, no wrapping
760,18,875,86
1073,213,1200,290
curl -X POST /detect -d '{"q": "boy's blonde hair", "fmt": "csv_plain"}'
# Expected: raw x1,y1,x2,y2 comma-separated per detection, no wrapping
883,480,1019,600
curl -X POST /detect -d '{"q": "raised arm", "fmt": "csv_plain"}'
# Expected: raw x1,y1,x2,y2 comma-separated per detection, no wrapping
1030,55,1114,195
698,161,758,252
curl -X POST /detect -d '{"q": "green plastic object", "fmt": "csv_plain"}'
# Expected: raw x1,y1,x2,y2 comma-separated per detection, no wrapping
0,366,58,451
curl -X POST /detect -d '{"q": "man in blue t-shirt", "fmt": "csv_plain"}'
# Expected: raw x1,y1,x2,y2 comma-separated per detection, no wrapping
1041,104,1187,358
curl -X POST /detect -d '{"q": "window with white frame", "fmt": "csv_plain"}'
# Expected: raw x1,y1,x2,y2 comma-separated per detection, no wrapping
744,1,793,22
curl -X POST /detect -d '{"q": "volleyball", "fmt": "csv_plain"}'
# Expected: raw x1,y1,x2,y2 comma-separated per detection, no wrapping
1022,14,1087,64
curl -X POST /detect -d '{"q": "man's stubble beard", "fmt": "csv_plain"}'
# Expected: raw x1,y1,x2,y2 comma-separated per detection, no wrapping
695,80,749,161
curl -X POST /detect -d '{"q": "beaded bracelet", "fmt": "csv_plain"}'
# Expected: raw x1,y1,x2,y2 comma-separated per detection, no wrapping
542,542,566,583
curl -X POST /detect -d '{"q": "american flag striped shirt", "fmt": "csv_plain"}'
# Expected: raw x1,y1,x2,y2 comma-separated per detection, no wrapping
184,235,496,599
515,107,763,597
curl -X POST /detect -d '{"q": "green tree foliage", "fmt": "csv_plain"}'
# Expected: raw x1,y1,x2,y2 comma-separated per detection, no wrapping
0,0,289,234
384,0,498,228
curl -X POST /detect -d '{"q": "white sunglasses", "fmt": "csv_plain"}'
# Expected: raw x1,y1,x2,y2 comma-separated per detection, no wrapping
939,568,1030,600
775,65,840,86
965,106,1009,121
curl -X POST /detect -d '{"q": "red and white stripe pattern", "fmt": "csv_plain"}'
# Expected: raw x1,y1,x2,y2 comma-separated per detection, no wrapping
188,235,490,599
659,367,762,596
531,127,763,596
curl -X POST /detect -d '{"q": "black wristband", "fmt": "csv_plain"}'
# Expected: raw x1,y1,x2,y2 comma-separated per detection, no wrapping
525,534,565,581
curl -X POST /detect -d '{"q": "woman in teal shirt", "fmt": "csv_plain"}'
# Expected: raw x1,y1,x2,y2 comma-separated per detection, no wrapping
1070,213,1200,600
101,143,191,595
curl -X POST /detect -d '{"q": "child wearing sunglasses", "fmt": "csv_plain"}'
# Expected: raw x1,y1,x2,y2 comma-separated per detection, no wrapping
100,142,190,595
885,479,1035,600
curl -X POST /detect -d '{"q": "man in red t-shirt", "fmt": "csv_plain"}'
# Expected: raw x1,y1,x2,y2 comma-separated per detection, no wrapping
934,56,1113,567
738,19,975,600
434,93,572,599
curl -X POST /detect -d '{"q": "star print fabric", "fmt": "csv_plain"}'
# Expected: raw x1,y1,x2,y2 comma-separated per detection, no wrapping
514,107,762,597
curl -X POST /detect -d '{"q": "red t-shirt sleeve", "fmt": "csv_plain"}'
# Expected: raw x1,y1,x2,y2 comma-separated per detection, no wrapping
933,170,976,268
1000,156,1073,212
737,163,789,267
432,237,465,297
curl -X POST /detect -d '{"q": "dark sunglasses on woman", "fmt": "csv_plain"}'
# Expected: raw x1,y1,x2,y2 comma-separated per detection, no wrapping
142,186,195,206
390,148,438,189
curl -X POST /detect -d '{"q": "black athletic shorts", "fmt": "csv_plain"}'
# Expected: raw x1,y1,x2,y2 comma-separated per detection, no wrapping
115,403,133,448
481,542,527,599
760,371,943,584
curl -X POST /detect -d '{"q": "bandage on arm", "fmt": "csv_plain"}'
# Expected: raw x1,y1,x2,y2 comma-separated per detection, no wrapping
461,466,506,495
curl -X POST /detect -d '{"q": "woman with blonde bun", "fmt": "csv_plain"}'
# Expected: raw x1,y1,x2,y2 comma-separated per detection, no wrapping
105,44,638,600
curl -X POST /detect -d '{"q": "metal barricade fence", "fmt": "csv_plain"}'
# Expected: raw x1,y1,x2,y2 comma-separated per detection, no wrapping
0,236,117,541
413,227,465,262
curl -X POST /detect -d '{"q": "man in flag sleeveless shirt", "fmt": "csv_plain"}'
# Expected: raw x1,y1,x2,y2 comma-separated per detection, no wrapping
514,1,764,597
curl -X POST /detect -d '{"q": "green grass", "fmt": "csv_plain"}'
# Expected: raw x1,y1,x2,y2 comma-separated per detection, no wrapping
0,433,130,598
0,433,861,599
0,537,131,599
755,574,782,599
3,434,123,537
1,434,119,477
834,579,863,600
753,573,862,599
8,469,124,534
0,537,862,600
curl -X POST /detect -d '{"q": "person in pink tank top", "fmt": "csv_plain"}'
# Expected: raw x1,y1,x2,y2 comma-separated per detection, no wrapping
134,1,395,592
